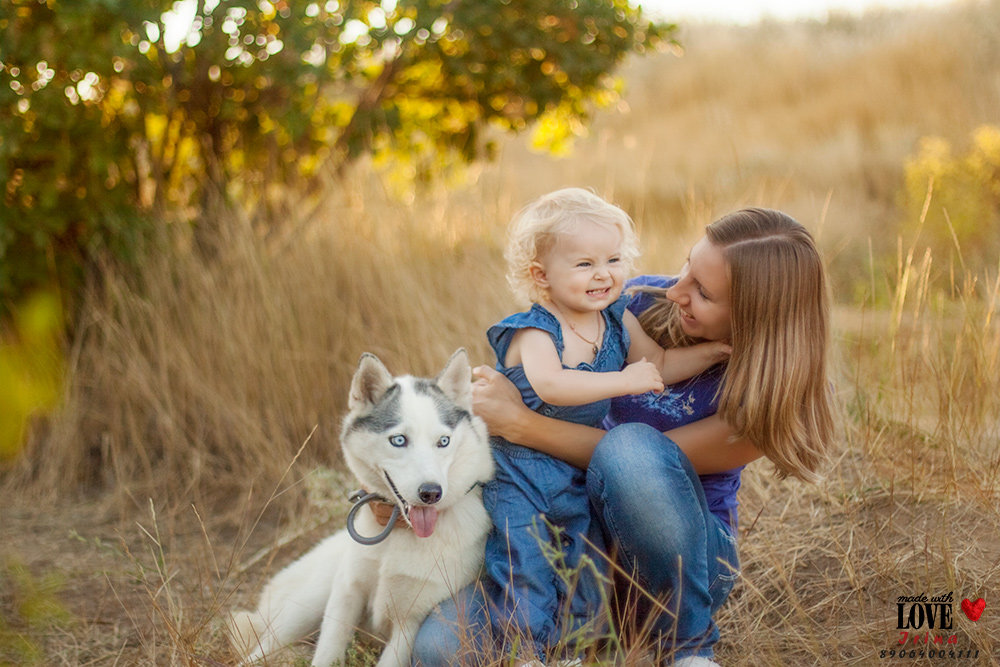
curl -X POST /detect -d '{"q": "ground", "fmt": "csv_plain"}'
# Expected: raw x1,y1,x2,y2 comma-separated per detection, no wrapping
3,438,998,666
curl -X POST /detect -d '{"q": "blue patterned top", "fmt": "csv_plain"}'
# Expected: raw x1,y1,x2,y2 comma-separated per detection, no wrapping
603,275,744,532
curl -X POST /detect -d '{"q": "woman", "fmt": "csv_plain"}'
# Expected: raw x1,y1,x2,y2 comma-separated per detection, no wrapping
412,208,835,666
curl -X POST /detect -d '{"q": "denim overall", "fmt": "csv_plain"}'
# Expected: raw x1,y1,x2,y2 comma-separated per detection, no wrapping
483,297,630,657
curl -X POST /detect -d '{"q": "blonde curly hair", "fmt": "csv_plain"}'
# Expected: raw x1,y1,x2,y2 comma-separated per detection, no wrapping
504,187,640,304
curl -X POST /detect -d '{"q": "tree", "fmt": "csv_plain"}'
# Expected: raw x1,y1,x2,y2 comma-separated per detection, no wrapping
0,0,671,317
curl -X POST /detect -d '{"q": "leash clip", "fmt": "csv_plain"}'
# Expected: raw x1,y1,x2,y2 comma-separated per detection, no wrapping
346,490,400,546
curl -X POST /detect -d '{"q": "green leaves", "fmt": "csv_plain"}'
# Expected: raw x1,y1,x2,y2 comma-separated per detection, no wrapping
0,291,63,464
0,0,670,318
901,125,1000,274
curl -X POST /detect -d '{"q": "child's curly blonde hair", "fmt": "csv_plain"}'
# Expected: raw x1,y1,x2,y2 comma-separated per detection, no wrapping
505,187,640,304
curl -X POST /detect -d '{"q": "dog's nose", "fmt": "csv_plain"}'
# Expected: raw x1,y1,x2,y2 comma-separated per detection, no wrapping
418,483,442,504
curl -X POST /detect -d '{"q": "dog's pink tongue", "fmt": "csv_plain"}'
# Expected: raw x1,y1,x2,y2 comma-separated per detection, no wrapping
409,506,439,538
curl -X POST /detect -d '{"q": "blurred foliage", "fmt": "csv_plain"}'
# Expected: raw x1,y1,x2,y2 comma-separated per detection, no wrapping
0,0,671,320
0,557,72,666
901,125,1000,277
0,291,63,465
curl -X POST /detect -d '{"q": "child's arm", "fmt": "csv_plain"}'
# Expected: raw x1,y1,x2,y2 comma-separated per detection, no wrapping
514,327,664,406
624,311,731,385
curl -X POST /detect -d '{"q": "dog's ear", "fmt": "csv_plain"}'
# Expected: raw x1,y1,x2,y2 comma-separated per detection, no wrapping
349,353,394,411
436,348,472,410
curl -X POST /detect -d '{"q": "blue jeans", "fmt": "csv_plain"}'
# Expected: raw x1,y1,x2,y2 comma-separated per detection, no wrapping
411,583,491,666
587,423,739,660
481,440,607,658
412,423,739,664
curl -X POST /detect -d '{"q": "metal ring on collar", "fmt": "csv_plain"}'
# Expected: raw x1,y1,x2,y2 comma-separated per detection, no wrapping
346,491,401,545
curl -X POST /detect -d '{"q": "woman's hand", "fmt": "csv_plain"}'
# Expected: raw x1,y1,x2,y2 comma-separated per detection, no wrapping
471,365,530,440
473,364,607,468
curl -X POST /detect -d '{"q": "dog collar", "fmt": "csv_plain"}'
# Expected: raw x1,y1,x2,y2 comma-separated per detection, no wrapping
354,489,408,528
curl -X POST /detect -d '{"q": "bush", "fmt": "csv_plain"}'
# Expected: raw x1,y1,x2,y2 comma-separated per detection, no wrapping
900,125,1000,277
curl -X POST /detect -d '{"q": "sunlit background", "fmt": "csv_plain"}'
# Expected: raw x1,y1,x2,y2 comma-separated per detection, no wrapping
1,0,999,663
155,0,963,52
641,0,956,22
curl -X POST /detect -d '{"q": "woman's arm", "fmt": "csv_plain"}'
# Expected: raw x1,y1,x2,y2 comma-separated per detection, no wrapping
664,414,763,473
472,363,605,468
471,365,762,473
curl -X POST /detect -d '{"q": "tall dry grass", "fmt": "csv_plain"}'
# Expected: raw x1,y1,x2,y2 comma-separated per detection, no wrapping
3,1,1000,665
494,0,1000,299
8,174,519,520
713,234,1000,664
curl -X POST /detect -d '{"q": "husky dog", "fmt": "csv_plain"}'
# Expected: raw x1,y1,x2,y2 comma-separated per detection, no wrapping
230,349,494,667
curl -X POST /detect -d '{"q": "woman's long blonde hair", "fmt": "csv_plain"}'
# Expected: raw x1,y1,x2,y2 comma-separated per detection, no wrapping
637,208,834,482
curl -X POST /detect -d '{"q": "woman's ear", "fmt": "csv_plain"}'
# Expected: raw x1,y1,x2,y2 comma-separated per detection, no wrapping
529,262,549,290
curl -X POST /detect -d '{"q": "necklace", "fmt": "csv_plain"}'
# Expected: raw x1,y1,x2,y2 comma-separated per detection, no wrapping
549,302,602,355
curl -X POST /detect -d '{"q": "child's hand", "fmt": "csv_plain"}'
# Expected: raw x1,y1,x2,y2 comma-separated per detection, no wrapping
621,358,665,394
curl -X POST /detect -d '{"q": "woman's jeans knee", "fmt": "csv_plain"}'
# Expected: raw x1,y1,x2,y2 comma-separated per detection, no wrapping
586,423,739,659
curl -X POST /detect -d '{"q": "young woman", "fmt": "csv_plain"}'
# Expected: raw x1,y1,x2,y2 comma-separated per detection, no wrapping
412,207,835,667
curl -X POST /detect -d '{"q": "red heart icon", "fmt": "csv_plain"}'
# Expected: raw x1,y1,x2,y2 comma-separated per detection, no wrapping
961,597,985,621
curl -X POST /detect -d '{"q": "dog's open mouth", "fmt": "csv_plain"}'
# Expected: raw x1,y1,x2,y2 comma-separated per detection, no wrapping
383,470,439,538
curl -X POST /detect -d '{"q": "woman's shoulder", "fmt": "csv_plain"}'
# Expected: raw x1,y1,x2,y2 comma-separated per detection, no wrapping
625,275,677,315
626,274,676,290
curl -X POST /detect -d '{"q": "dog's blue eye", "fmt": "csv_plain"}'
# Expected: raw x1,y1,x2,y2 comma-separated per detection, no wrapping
389,434,407,447
437,436,450,448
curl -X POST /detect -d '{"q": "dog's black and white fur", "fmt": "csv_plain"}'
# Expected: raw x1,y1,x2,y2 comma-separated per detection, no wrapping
230,349,494,667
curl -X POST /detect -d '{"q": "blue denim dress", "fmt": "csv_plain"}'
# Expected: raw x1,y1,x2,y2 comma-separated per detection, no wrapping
483,297,630,656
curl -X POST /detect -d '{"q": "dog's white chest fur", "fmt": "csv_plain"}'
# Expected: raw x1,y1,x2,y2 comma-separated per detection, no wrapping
346,492,489,631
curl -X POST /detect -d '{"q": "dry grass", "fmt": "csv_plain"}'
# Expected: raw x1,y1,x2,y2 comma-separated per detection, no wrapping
5,175,515,517
3,2,1000,665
